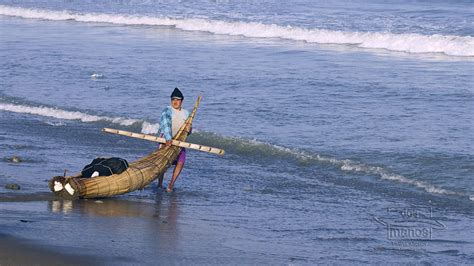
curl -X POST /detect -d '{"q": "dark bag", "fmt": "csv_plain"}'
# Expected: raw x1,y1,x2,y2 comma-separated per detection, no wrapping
81,157,129,178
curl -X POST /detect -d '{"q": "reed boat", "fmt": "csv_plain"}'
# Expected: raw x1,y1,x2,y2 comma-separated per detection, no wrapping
49,96,202,199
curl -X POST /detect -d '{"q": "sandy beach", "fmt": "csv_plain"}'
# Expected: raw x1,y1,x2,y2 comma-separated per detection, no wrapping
1,0,473,264
0,233,98,266
0,192,279,265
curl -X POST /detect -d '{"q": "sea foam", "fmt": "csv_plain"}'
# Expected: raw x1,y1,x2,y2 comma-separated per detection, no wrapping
191,132,474,201
1,99,472,201
0,102,159,134
0,5,472,57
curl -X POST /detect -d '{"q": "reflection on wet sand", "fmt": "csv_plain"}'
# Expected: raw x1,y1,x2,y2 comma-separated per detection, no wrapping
48,193,180,222
1,192,183,263
48,192,182,257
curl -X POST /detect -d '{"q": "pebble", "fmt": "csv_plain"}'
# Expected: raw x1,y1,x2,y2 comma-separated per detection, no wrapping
5,183,21,190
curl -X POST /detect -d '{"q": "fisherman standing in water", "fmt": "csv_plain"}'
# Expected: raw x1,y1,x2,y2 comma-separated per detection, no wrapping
157,88,191,192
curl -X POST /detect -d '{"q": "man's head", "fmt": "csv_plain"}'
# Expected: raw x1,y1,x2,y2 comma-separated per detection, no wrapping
170,87,184,110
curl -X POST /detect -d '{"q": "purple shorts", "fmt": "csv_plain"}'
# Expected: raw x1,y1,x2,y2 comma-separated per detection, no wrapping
173,148,186,165
159,134,186,164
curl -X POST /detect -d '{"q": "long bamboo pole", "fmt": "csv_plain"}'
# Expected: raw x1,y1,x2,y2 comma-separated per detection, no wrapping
102,127,225,156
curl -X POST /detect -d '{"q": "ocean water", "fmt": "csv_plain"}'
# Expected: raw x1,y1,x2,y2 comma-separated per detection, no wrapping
0,0,473,264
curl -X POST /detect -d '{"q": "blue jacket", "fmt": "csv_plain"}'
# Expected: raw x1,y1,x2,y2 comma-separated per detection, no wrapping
158,106,190,141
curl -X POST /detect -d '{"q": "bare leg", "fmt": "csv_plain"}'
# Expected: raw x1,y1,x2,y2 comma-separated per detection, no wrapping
157,173,165,188
166,162,184,192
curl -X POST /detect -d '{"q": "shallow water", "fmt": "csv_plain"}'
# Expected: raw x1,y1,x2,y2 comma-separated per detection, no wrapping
0,0,473,264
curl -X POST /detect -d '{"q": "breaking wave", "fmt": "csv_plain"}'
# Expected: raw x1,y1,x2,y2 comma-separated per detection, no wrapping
191,132,474,201
0,5,472,57
0,102,160,134
1,99,471,201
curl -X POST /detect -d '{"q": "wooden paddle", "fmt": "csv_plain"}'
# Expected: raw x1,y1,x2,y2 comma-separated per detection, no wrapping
102,127,225,156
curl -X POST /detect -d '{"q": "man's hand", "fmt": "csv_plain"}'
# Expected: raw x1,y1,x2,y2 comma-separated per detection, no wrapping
185,124,192,133
166,140,172,146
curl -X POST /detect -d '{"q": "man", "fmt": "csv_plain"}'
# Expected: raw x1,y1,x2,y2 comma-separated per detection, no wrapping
157,87,191,192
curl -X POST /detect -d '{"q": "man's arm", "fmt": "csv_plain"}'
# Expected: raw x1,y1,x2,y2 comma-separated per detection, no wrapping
159,107,173,144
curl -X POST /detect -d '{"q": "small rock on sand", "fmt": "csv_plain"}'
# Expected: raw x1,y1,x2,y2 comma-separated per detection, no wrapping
5,183,21,190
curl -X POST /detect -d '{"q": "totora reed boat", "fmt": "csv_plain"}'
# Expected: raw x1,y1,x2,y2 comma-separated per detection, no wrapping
49,96,202,199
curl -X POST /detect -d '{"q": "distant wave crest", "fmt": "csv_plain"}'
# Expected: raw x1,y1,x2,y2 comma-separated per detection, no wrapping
0,102,160,134
0,5,473,57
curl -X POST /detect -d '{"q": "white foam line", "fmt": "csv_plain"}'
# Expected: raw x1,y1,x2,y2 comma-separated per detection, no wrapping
332,157,472,201
1,5,473,57
0,102,160,134
226,137,473,201
140,121,160,134
340,160,455,194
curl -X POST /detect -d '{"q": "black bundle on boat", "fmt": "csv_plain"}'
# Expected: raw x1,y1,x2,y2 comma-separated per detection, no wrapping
81,157,129,178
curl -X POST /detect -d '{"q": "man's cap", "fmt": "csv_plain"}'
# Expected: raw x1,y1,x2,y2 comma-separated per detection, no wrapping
170,87,184,100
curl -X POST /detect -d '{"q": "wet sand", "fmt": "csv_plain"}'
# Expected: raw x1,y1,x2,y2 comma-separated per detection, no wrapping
0,234,99,266
0,193,101,265
0,194,161,265
0,191,276,265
